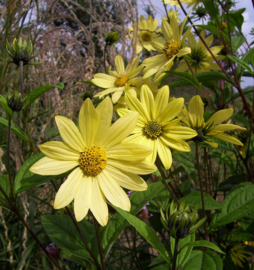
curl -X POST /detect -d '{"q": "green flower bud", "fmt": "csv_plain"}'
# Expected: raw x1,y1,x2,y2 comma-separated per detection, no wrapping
1,37,41,66
160,201,205,239
7,91,23,112
192,6,208,21
105,31,119,46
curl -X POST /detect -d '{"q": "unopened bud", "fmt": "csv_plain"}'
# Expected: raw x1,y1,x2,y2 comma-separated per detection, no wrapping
7,91,23,112
105,32,119,46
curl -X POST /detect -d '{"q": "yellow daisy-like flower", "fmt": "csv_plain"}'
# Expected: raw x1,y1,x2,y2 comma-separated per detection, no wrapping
162,8,181,23
163,0,181,8
230,244,248,268
142,15,192,83
180,95,245,148
117,85,197,169
92,55,143,103
128,15,161,54
163,0,201,9
30,98,156,226
176,31,224,73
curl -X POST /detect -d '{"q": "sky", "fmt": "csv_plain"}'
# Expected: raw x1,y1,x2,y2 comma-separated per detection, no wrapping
137,0,254,88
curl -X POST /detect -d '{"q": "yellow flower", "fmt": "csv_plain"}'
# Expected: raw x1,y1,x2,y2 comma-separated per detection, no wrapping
142,15,192,83
230,244,248,268
128,15,161,54
92,55,143,103
163,0,201,9
30,98,156,226
176,31,224,73
117,85,197,169
162,8,181,23
163,0,181,7
180,95,245,148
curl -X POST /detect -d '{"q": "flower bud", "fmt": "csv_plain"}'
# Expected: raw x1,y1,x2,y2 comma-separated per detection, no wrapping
7,91,23,112
160,201,205,239
105,31,119,46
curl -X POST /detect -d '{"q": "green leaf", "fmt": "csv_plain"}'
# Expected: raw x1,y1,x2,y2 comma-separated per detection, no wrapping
0,174,10,208
210,185,254,228
227,9,245,32
112,205,171,265
23,83,64,111
41,215,99,261
14,153,68,194
181,241,224,254
230,114,250,127
100,181,170,256
202,0,220,27
224,88,254,103
226,55,253,74
0,95,12,119
171,234,195,267
179,192,220,210
0,117,29,143
237,48,254,76
183,250,223,270
165,70,201,91
231,37,246,53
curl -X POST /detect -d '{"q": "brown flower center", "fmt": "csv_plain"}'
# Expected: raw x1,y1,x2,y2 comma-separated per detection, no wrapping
79,146,107,176
143,120,163,139
141,31,152,42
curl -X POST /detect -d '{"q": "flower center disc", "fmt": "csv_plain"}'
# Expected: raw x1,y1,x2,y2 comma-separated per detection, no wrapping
115,75,128,87
141,31,152,42
79,146,107,176
143,120,162,139
163,40,179,59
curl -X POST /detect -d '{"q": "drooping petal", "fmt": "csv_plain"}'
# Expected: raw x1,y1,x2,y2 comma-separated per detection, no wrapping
158,138,172,169
89,178,108,226
79,99,98,147
100,112,138,148
94,97,113,145
157,98,184,124
54,167,83,209
188,95,204,128
39,141,80,161
105,166,147,191
98,171,130,211
30,157,78,175
206,108,233,126
213,133,243,146
107,159,156,175
74,176,92,221
55,116,85,152
107,143,152,161
209,124,245,133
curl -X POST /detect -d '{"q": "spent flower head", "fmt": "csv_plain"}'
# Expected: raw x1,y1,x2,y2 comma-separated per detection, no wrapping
30,97,156,226
180,95,245,148
0,38,41,66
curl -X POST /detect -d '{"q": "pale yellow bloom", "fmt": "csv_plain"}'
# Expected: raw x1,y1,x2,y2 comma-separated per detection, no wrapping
162,8,181,23
128,15,161,54
230,244,248,268
117,85,197,169
142,15,192,83
163,0,201,9
180,95,245,148
92,55,143,103
176,31,224,73
30,98,156,226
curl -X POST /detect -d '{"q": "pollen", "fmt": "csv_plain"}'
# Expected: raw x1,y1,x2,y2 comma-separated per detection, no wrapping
141,31,152,42
115,75,128,87
79,146,107,176
143,120,163,139
163,40,180,59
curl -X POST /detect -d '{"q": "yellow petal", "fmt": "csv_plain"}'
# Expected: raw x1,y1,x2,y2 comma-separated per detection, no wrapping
54,168,83,209
112,90,123,103
154,86,169,119
89,178,108,226
107,159,156,175
165,126,198,139
100,112,138,148
105,166,147,191
141,137,158,164
107,143,152,160
157,98,184,124
140,85,155,119
206,108,233,126
188,95,204,128
91,73,116,88
210,124,245,133
160,135,191,152
94,97,113,145
158,139,172,169
205,139,218,148
98,171,130,211
115,55,125,75
30,157,78,175
74,176,92,221
55,116,85,152
39,141,80,161
214,133,243,146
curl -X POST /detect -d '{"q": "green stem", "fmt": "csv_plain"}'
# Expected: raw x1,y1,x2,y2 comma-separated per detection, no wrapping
172,238,179,270
19,61,24,99
7,117,14,201
94,217,106,270
103,44,108,73
195,142,208,240
23,111,38,154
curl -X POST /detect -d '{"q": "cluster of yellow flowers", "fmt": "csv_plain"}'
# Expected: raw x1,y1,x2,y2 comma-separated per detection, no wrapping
30,2,244,227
